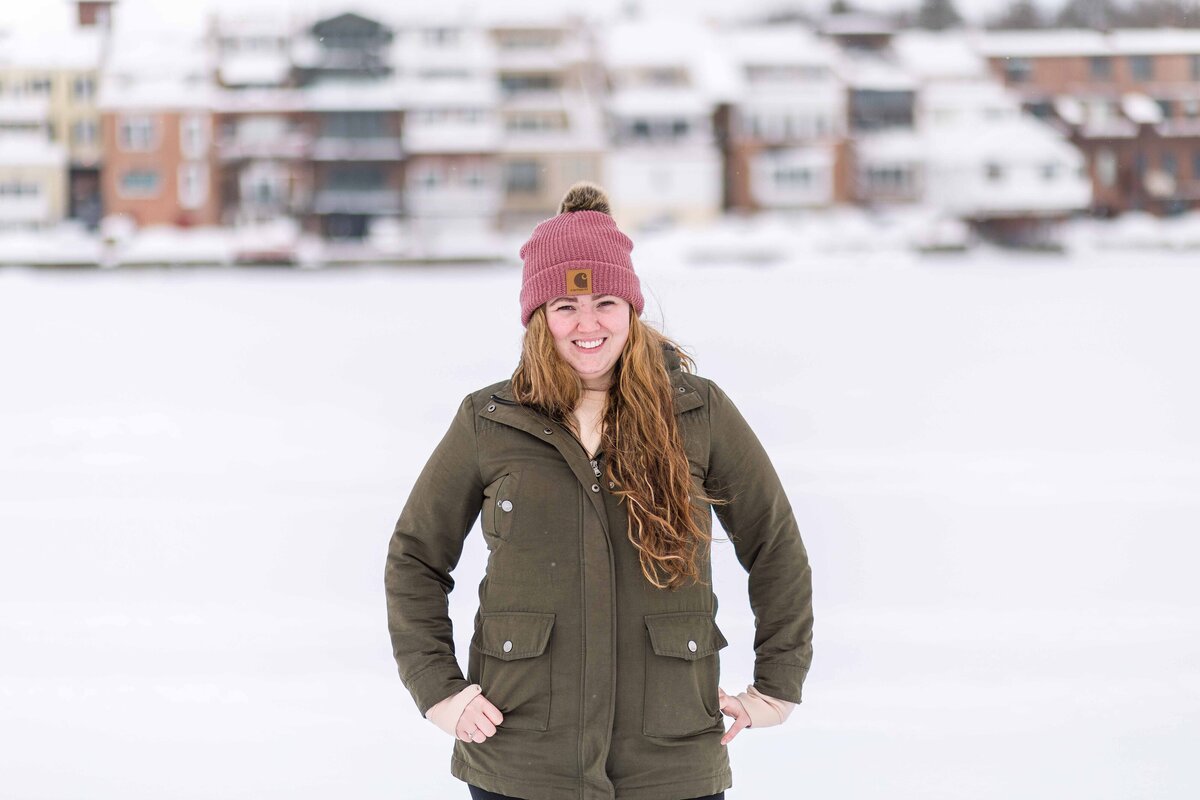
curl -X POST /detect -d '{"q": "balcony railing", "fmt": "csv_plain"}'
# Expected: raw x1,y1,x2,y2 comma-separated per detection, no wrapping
311,137,404,161
311,189,402,215
217,132,312,161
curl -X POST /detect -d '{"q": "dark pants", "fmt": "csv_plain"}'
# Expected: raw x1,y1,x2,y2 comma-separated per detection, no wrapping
469,786,724,800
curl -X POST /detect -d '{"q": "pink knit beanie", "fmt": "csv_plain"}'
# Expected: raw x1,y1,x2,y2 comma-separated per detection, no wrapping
518,182,644,327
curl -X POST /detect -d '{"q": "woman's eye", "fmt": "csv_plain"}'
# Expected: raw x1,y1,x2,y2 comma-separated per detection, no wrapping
555,306,574,312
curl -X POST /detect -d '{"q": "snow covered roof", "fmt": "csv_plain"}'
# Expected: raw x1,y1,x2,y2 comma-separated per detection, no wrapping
607,87,713,118
99,77,218,111
926,115,1082,164
1108,28,1200,55
977,27,1200,58
1121,92,1163,125
219,54,293,87
0,28,104,70
838,54,917,90
920,80,1018,113
975,30,1110,57
892,31,987,80
720,25,838,68
601,16,719,69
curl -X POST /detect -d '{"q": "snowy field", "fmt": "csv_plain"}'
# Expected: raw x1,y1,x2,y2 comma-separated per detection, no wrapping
2,247,1198,799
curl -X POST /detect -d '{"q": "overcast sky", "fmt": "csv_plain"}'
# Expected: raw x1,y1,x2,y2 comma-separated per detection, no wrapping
3,0,1064,34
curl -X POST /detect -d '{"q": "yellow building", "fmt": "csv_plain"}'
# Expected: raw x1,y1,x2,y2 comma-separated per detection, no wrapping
0,26,105,223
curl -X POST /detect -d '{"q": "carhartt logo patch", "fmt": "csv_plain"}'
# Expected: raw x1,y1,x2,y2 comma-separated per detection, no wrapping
566,268,592,295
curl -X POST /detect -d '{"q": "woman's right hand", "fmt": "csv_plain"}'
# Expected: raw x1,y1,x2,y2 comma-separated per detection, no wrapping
456,692,505,744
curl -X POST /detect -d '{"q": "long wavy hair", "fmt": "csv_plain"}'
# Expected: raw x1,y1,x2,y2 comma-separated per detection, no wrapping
511,305,727,590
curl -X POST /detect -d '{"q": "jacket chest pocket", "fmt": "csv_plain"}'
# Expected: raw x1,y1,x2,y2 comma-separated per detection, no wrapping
472,611,555,732
481,472,521,551
642,611,728,738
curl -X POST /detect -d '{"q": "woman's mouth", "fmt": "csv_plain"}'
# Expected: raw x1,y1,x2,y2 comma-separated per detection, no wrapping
573,338,606,351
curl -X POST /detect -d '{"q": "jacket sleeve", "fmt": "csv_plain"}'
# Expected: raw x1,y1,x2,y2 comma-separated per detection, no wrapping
384,393,485,716
704,379,813,704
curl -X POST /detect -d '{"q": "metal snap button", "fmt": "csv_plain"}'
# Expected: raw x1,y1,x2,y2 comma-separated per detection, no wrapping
678,386,686,393
687,640,697,652
543,428,553,435
591,484,600,493
499,500,513,512
609,481,615,489
487,403,496,412
503,640,513,653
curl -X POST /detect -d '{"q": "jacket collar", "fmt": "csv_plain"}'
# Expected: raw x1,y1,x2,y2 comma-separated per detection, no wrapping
489,343,700,413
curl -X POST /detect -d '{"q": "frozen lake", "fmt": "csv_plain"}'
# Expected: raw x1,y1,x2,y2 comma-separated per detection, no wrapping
2,248,1198,799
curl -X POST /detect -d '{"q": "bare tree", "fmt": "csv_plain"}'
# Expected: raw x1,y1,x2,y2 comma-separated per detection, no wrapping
915,0,964,29
1054,0,1127,29
987,0,1046,29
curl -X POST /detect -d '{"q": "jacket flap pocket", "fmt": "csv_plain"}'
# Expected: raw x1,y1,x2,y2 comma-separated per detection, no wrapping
645,612,728,661
479,612,555,661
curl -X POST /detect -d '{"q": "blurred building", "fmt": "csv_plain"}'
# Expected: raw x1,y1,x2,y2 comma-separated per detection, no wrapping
293,12,404,238
897,31,1091,243
397,16,502,238
717,24,847,211
0,23,105,226
979,29,1200,215
212,13,311,226
0,98,68,228
599,16,729,231
489,12,607,231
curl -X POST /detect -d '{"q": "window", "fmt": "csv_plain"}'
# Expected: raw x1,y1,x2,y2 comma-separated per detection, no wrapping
323,112,388,139
671,120,689,138
0,181,40,199
27,76,52,94
865,165,912,191
178,163,209,209
118,115,157,151
1134,151,1146,180
423,27,460,46
1193,150,1200,179
1089,57,1112,80
1162,152,1178,178
119,169,161,197
504,160,540,193
986,162,1004,181
73,76,96,102
463,165,485,188
1128,55,1154,81
1041,163,1059,181
631,120,651,139
180,114,209,158
1192,55,1200,81
71,120,98,148
1156,99,1173,120
1003,57,1032,84
773,166,812,189
1096,148,1117,188
417,166,442,189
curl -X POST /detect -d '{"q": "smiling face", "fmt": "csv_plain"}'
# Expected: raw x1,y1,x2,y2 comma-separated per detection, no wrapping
544,293,632,390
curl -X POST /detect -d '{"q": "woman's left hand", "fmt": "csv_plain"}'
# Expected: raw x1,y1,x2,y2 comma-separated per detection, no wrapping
717,687,752,745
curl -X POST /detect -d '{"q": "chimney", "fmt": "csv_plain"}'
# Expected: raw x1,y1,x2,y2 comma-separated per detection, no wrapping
76,1,117,30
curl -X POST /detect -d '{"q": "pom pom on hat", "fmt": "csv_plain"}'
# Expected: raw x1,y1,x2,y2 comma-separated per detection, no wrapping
519,182,644,328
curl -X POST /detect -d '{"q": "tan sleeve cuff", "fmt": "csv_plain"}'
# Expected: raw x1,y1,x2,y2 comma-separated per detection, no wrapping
736,684,797,728
424,683,483,738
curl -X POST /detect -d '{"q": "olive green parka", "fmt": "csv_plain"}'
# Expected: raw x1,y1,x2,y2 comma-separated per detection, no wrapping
384,344,813,800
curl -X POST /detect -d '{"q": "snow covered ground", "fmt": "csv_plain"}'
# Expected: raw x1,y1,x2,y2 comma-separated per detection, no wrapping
2,248,1198,798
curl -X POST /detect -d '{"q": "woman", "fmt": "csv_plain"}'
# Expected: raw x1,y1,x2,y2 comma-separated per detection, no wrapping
385,183,813,800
